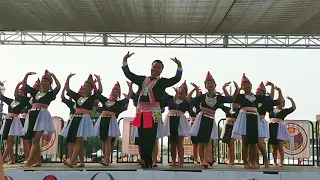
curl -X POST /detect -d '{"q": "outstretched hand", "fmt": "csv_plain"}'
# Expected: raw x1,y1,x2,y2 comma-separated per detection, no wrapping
170,57,181,67
126,81,133,87
266,81,274,86
223,81,231,88
68,73,76,78
94,74,101,81
233,81,239,90
123,51,135,61
27,72,36,76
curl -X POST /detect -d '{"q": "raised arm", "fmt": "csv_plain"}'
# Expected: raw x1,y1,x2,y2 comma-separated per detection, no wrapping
232,81,240,101
222,82,231,96
64,73,75,92
275,86,283,102
122,51,145,85
14,81,23,97
187,83,200,101
287,96,296,111
49,72,61,91
61,83,67,99
22,72,36,88
162,57,183,87
94,74,103,93
126,81,133,100
266,81,275,99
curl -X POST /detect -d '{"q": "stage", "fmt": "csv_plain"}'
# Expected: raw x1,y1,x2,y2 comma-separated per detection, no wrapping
3,163,320,180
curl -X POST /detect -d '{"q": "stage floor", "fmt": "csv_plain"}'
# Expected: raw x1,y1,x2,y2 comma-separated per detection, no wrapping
3,163,319,172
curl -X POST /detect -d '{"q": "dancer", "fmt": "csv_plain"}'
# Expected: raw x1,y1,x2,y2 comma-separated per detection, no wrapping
189,72,233,169
94,81,133,166
0,81,28,164
20,78,40,163
21,70,61,167
130,91,165,167
219,103,240,165
269,94,296,167
60,85,86,166
232,74,273,169
62,74,102,168
254,81,280,168
122,52,182,168
163,81,194,167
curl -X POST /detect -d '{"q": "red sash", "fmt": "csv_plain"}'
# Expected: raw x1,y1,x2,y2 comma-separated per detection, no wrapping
132,77,160,128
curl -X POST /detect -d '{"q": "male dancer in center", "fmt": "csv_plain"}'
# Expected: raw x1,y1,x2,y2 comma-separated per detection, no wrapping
122,51,182,168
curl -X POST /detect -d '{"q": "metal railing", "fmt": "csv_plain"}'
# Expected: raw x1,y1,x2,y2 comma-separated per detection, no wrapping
217,118,316,166
1,117,319,166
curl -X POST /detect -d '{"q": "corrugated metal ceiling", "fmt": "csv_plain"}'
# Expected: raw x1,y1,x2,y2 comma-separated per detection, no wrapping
0,0,319,34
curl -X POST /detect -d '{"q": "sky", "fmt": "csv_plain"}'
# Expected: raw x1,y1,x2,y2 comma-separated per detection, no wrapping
0,45,319,129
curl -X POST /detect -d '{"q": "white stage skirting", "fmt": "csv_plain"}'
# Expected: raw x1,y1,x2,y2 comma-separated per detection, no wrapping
4,169,320,180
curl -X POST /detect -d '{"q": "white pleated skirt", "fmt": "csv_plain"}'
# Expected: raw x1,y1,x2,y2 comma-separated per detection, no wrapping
258,118,270,138
59,115,73,138
232,111,266,138
189,113,219,140
163,114,191,137
61,115,95,139
22,109,55,135
277,123,291,141
94,115,121,137
0,117,24,136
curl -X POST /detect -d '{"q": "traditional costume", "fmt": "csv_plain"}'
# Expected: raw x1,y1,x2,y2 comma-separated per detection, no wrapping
62,75,98,143
232,74,273,144
20,78,40,134
59,87,80,138
256,82,279,139
189,72,232,143
163,81,192,142
268,106,295,145
122,61,182,168
22,71,57,139
219,105,241,143
94,82,128,140
0,89,29,140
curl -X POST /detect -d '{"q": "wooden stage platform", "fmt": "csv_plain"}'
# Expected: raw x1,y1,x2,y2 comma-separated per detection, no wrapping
4,163,319,172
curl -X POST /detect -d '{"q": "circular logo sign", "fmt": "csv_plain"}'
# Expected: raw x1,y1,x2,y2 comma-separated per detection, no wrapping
43,175,57,180
283,123,308,155
41,132,56,152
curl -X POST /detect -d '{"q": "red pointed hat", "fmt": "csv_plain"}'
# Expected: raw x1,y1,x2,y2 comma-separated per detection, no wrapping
78,86,83,94
111,81,121,98
179,80,188,92
85,74,94,88
256,82,266,93
42,70,53,83
33,78,40,88
241,73,250,86
205,71,215,83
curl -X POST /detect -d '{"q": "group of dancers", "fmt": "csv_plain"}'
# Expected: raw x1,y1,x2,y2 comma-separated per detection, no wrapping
0,51,295,169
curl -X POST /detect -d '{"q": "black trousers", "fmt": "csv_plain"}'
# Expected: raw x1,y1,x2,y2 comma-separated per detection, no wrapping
246,114,258,145
137,114,157,168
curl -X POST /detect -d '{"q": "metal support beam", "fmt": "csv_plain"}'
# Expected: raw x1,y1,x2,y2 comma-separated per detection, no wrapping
1,31,320,48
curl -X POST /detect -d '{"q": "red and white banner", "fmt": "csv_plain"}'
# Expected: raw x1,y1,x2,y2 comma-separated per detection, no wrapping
41,116,63,155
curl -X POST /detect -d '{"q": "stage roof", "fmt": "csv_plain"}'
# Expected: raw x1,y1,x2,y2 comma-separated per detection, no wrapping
0,0,320,34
